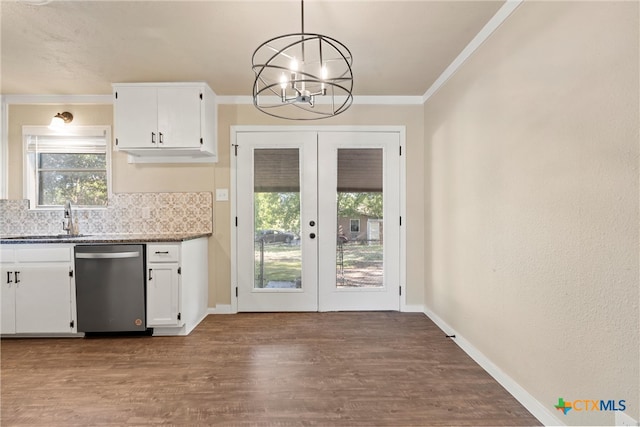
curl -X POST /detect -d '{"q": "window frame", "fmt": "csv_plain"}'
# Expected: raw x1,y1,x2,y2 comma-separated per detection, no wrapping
350,218,361,233
22,125,112,210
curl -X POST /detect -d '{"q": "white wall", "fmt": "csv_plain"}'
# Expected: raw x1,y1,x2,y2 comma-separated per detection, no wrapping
424,1,639,425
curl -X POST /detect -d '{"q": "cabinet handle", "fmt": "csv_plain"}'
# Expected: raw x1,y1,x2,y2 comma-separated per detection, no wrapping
148,268,153,280
151,132,156,144
6,271,13,284
14,271,20,284
159,132,164,144
154,251,169,254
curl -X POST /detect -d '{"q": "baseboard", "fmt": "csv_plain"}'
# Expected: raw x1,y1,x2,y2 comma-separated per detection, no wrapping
402,304,425,313
207,304,233,314
207,304,424,314
423,307,564,427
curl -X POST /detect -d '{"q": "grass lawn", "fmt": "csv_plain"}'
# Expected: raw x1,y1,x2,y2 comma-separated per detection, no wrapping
255,242,384,288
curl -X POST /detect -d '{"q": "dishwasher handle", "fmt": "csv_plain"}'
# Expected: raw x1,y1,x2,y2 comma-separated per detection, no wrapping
76,251,140,259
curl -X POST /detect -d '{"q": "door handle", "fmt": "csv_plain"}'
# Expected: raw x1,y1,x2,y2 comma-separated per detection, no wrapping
159,132,164,144
151,132,156,144
76,251,140,259
149,269,153,280
6,271,13,284
14,271,20,284
309,233,316,239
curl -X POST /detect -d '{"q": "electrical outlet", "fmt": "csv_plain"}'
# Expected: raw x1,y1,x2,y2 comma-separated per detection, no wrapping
216,188,229,201
616,411,639,426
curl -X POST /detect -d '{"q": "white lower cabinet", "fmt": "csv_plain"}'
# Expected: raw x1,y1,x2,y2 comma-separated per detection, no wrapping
1,245,76,335
146,238,208,335
146,245,183,327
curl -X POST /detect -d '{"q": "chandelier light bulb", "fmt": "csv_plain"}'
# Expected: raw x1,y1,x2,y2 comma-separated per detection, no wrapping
321,65,328,91
279,73,288,89
290,58,299,72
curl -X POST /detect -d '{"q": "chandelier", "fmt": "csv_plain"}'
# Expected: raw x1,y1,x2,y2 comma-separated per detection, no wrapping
251,0,353,120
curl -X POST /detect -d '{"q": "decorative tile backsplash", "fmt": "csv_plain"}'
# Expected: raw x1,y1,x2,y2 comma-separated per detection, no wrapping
0,192,212,236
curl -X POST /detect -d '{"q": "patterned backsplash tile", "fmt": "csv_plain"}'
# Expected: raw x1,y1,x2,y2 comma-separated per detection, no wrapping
0,192,212,236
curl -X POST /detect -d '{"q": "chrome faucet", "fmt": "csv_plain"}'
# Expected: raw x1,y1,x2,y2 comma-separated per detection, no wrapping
62,200,74,235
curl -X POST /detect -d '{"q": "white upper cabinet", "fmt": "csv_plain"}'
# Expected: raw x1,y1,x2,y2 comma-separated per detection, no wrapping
113,82,217,163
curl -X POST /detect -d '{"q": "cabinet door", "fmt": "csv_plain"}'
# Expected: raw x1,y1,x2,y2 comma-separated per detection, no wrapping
15,266,73,333
157,87,201,148
1,266,16,334
147,264,182,327
114,86,158,148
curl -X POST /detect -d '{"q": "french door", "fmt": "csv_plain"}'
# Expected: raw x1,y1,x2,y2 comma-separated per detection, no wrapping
235,130,401,312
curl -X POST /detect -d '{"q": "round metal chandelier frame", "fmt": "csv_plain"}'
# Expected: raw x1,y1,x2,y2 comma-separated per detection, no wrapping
251,2,354,120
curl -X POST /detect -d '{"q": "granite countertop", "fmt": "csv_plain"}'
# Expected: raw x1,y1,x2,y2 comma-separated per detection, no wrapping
0,233,212,244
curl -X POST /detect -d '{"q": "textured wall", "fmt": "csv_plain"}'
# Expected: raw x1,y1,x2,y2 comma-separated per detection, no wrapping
424,2,639,425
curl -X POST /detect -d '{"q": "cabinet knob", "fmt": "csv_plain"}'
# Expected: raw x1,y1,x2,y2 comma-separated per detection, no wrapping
310,233,316,239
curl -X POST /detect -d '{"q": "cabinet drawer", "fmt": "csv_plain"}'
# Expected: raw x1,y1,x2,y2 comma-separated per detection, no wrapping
15,247,72,263
1,248,15,263
147,245,179,263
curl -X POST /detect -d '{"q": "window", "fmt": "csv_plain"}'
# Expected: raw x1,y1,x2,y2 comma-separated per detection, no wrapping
23,126,111,208
350,218,360,233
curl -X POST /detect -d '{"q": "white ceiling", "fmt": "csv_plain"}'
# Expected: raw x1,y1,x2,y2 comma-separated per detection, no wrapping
1,0,505,97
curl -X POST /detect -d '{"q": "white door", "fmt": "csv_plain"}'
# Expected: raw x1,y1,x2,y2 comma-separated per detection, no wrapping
235,130,400,312
146,264,181,327
236,132,318,311
15,265,72,333
1,266,16,334
114,86,158,148
317,132,400,311
157,87,201,148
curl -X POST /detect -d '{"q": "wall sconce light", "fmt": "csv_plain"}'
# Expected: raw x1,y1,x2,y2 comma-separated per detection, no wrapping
49,111,73,129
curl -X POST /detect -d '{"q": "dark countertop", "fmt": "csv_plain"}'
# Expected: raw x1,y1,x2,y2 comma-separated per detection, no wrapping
0,233,212,244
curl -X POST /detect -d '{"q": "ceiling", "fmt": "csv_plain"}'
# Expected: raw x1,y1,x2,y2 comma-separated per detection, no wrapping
1,0,504,97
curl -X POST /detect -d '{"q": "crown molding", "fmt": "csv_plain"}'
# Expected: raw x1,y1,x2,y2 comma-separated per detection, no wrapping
1,94,112,105
422,0,524,103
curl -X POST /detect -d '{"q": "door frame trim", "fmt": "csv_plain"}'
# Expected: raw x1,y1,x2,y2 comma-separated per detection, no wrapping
230,125,407,313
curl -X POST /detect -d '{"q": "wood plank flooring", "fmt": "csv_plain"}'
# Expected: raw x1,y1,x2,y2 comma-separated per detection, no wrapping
1,312,541,426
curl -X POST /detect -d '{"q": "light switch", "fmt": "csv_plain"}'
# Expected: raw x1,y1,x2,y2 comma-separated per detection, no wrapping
216,188,229,201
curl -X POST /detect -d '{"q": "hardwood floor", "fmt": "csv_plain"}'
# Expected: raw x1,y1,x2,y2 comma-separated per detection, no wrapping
1,313,541,426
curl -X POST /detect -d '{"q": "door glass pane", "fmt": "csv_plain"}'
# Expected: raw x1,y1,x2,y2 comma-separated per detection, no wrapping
336,148,383,288
254,149,302,289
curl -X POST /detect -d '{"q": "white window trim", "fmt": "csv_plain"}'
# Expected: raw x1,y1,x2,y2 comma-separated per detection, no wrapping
22,125,112,210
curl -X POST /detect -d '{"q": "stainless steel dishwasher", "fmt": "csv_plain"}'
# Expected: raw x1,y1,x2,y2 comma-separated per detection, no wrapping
74,244,147,333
